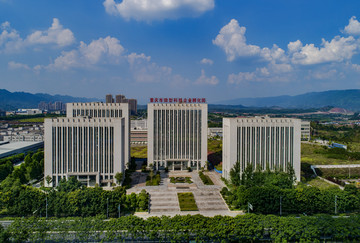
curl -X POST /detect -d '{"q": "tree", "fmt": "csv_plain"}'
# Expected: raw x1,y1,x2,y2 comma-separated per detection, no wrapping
45,175,52,186
115,172,123,185
57,177,83,193
241,163,254,188
230,161,241,186
0,161,13,182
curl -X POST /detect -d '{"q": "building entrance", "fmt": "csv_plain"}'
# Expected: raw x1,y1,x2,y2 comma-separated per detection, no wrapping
166,160,189,171
174,161,182,170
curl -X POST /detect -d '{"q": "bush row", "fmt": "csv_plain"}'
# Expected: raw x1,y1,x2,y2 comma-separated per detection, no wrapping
198,171,214,185
5,214,360,242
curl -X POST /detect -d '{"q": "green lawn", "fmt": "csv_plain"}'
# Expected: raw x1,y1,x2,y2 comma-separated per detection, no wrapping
306,177,338,190
301,143,360,165
18,117,46,123
177,192,198,211
131,146,147,158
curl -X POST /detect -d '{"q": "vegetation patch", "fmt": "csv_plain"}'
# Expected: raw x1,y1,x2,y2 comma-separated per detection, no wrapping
215,162,222,171
208,139,222,165
307,178,338,190
301,143,360,165
170,177,192,184
131,146,147,158
316,167,360,179
177,192,198,211
198,171,214,185
146,171,161,186
7,214,360,242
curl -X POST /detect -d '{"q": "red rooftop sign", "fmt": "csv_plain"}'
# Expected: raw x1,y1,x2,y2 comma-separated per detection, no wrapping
150,98,206,103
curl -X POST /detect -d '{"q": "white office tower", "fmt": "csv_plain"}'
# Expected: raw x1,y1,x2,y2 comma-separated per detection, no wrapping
222,117,301,182
148,102,208,171
66,102,130,165
44,117,125,187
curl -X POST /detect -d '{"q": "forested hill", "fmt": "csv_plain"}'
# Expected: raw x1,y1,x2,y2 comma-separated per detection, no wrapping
218,89,360,110
0,89,100,111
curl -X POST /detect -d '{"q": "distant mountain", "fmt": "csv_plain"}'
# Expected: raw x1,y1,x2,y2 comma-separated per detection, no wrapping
217,89,360,111
0,89,100,111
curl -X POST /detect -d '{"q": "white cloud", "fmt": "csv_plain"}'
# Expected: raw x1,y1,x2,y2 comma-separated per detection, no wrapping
200,58,213,65
287,40,302,53
344,16,360,36
228,72,256,84
0,22,22,52
352,63,360,72
25,18,75,47
103,0,214,21
290,36,359,65
260,44,287,63
227,61,293,84
127,52,173,83
0,19,75,53
213,19,260,61
47,36,125,70
215,18,360,68
195,69,218,85
8,61,30,70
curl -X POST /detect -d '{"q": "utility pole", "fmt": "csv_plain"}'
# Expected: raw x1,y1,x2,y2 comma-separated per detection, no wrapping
46,197,48,219
280,196,282,216
107,198,109,219
335,195,337,215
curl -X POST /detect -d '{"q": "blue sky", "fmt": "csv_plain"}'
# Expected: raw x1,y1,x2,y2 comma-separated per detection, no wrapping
1,0,360,104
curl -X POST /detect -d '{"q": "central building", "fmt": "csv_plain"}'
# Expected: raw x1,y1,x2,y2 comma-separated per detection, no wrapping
147,98,207,171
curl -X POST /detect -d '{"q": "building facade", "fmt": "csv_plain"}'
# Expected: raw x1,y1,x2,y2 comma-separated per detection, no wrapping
66,102,130,164
222,117,301,181
148,102,207,171
301,120,311,141
128,99,137,115
44,117,125,187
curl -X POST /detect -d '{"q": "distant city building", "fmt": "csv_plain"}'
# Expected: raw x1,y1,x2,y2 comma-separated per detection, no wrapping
44,117,125,187
38,101,66,112
107,94,137,115
130,119,147,144
128,99,137,115
301,120,311,141
106,94,114,104
208,127,223,138
0,110,5,117
148,100,208,171
222,117,301,182
131,119,147,130
116,94,126,103
0,141,44,159
54,101,63,111
131,130,148,144
16,109,42,115
66,102,130,165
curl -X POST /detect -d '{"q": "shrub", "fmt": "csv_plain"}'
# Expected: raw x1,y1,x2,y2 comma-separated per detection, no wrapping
198,172,214,185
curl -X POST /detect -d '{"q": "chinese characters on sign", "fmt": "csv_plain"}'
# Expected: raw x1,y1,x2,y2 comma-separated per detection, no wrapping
149,98,206,103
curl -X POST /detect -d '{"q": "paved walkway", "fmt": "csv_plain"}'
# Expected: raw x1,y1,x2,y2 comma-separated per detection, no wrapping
128,170,243,218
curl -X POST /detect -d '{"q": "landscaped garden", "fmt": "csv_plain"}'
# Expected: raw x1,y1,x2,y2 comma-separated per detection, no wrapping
170,177,192,184
146,171,161,186
198,171,214,185
177,192,198,211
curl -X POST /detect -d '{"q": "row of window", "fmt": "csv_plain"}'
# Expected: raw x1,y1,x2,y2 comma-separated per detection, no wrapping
51,126,115,175
72,109,123,118
153,109,202,161
236,126,294,172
